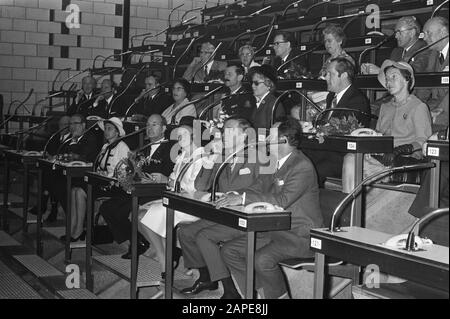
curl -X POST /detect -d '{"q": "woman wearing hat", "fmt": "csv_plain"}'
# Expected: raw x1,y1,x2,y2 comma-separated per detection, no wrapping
62,117,130,242
342,60,432,193
248,65,285,130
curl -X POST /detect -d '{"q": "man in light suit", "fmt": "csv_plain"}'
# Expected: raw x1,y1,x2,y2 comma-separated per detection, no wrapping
216,118,323,299
422,16,449,132
178,117,260,297
183,41,227,83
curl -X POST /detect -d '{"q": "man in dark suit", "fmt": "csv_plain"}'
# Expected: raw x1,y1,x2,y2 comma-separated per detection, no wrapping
219,64,256,120
89,79,118,118
67,76,97,116
215,118,323,299
249,65,285,133
183,41,227,83
99,114,175,259
50,114,101,216
307,58,371,186
178,117,260,296
263,31,308,79
134,75,173,117
422,16,449,132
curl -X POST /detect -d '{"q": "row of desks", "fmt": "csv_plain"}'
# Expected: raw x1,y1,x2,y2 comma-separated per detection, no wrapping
1,137,448,298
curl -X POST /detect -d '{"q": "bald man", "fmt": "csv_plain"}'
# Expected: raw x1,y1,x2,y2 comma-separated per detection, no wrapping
183,42,227,83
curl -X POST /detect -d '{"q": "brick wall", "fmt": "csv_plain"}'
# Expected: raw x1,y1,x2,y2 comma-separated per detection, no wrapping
0,0,231,116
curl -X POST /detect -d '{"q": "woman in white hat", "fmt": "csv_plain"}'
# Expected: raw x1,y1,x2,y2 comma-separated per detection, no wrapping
62,117,130,242
342,60,432,193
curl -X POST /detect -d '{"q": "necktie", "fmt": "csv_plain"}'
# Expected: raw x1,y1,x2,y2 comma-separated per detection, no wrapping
401,48,406,60
439,52,445,65
331,95,337,108
204,65,208,76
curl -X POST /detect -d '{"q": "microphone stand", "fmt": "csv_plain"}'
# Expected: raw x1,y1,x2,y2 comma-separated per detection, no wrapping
55,120,101,160
42,125,70,158
358,33,395,73
406,207,449,251
217,6,272,30
102,50,132,68
51,68,71,92
59,68,90,92
272,90,322,126
198,91,251,119
142,27,170,47
210,139,287,201
329,162,435,232
172,38,197,80
281,0,303,19
31,91,65,116
254,15,278,57
76,90,113,115
168,4,184,28
432,0,449,18
276,43,323,73
0,89,33,131
227,24,270,52
13,117,53,151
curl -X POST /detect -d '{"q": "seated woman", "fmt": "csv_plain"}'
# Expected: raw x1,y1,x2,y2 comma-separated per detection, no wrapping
161,78,197,125
62,117,129,241
342,60,432,193
138,122,204,279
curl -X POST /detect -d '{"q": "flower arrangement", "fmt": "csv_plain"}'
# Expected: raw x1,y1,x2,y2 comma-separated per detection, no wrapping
314,115,363,143
113,151,145,193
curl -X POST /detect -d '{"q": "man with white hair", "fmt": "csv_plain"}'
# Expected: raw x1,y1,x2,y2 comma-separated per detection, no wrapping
183,41,227,83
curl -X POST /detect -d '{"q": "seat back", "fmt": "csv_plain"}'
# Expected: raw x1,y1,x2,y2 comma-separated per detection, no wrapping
319,188,351,228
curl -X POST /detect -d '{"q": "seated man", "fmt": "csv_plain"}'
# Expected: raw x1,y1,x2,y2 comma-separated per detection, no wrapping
99,114,175,259
178,117,260,296
134,74,173,117
216,118,323,299
215,64,256,120
239,44,260,76
67,76,97,116
90,79,117,118
307,57,371,186
183,41,227,83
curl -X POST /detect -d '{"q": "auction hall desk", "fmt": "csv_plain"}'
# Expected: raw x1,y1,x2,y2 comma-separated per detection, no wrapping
162,191,292,299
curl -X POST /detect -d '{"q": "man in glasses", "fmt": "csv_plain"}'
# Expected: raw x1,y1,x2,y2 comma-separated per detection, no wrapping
361,16,428,74
263,31,308,79
238,44,260,75
183,41,227,83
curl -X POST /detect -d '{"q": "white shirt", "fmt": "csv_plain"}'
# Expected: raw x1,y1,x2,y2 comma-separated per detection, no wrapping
205,61,214,74
243,61,261,73
98,141,130,177
161,98,197,124
441,42,449,60
60,132,71,142
335,84,351,105
256,91,270,109
231,86,242,95
277,152,292,170
149,137,164,158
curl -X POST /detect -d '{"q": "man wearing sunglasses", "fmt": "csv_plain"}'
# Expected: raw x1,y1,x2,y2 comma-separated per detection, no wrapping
361,16,428,74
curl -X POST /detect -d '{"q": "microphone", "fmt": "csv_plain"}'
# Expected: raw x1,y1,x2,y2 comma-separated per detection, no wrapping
59,68,90,91
141,26,170,46
43,125,70,158
55,120,101,158
102,50,132,68
0,95,31,130
13,117,53,151
358,33,396,73
138,49,161,64
168,4,184,28
31,91,65,116
210,139,287,201
276,43,323,73
217,6,271,30
432,0,449,18
180,16,197,26
135,138,169,154
329,162,435,232
272,90,322,127
254,15,278,57
173,37,196,79
124,82,169,120
228,24,270,51
298,1,339,19
191,42,223,83
180,7,202,23
408,35,449,64
51,68,71,92
93,126,148,171
281,0,303,18
405,207,449,251
198,91,251,119
108,64,147,117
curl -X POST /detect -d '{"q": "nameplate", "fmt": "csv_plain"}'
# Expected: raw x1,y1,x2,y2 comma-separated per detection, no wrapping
84,176,88,182
266,49,271,55
162,197,169,205
310,237,322,250
321,16,327,21
215,132,221,139
63,170,67,176
441,76,449,84
427,147,440,157
426,0,433,5
134,126,139,131
300,45,306,51
204,85,210,91
274,25,278,30
211,35,215,40
365,38,372,45
296,82,303,88
221,55,226,60
238,218,247,228
193,31,199,37
258,134,266,142
347,142,357,150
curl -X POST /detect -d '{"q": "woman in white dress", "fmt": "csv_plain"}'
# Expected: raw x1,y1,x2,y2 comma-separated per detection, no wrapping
61,117,129,241
161,78,197,125
138,123,204,278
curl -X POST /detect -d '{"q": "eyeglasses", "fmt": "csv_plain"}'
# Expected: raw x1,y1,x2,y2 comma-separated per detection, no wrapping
394,27,414,35
239,53,253,57
251,81,265,86
272,41,288,47
69,122,83,126
200,50,214,54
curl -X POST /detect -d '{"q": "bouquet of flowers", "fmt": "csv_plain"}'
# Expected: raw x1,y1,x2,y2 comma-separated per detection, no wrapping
113,151,145,193
315,115,363,143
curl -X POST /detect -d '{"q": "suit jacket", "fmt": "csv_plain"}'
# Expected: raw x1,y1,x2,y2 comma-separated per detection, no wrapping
221,86,256,120
325,84,371,127
251,93,285,130
424,48,449,129
59,131,100,163
390,39,428,72
270,51,308,79
194,157,259,193
140,140,175,178
136,90,174,117
67,93,96,116
46,132,71,156
241,149,323,241
183,60,227,83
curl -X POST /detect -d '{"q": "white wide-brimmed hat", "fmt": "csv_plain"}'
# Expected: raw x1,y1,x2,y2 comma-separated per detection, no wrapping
98,117,126,137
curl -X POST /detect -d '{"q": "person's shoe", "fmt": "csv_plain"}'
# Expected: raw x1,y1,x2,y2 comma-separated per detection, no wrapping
121,240,149,259
180,279,218,295
59,231,85,242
